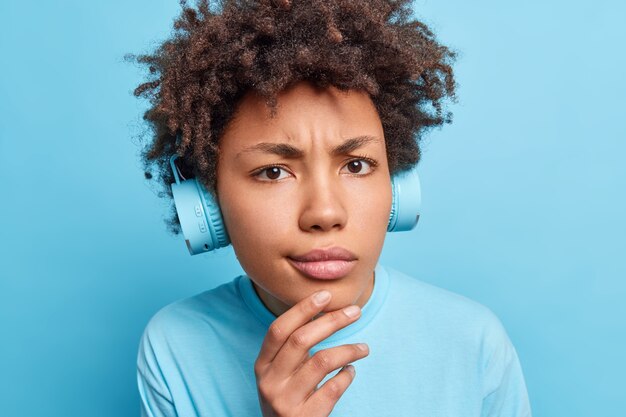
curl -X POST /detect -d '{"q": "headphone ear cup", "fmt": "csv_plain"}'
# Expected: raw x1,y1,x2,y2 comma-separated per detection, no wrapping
171,178,231,255
197,181,230,249
388,164,421,232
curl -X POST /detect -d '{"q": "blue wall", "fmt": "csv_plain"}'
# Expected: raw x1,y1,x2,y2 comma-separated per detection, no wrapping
1,1,624,416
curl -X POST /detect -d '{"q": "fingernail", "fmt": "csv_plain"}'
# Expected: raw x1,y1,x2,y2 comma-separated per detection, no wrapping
314,290,331,305
343,305,361,318
356,343,368,352
345,364,355,376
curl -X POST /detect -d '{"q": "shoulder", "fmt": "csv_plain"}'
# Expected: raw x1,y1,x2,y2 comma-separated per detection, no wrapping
139,276,242,354
383,265,513,349
385,265,502,325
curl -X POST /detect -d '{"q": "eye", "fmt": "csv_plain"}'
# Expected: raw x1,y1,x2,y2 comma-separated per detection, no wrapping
252,157,377,182
253,165,292,181
341,158,377,175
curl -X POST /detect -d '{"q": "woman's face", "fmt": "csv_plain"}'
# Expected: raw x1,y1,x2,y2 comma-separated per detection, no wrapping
216,81,392,317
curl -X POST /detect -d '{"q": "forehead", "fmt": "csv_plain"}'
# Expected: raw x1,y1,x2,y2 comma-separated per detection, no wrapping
218,81,384,151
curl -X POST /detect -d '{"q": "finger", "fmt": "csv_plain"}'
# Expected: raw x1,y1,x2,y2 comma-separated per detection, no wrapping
269,304,362,379
290,343,369,404
302,364,356,415
255,290,332,374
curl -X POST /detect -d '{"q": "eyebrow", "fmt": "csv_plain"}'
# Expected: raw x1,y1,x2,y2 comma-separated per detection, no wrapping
235,135,381,159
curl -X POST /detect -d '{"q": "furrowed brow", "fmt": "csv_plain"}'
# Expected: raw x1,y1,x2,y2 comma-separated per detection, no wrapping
330,135,380,156
237,142,304,159
236,135,380,159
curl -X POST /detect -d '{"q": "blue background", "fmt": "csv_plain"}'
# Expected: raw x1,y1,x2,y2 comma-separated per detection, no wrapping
1,1,624,416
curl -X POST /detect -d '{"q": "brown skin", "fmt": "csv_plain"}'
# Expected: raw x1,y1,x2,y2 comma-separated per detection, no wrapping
253,289,368,415
216,80,392,319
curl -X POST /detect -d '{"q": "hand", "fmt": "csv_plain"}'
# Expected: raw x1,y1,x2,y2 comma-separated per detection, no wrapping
254,290,370,417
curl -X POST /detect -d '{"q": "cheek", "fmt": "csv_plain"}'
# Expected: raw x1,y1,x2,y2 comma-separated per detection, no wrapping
221,193,293,256
223,202,292,280
234,208,287,238
349,180,392,231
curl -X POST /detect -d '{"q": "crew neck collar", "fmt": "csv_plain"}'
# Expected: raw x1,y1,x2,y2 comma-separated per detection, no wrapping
238,263,389,346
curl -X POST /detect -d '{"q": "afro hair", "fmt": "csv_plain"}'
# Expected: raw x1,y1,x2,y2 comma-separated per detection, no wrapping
126,0,457,235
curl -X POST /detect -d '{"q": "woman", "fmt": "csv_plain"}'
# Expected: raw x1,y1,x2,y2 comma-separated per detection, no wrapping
128,1,532,416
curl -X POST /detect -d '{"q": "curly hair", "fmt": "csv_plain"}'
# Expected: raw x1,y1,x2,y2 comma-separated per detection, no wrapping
126,0,457,235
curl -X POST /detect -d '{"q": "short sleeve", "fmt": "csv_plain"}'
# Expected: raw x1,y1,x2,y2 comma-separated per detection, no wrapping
480,313,532,417
136,322,178,417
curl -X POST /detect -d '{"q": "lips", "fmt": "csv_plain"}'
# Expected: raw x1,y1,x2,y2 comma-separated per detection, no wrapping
289,246,357,262
287,247,357,280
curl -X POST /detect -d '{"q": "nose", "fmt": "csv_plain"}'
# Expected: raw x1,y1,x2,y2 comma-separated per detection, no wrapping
298,175,348,233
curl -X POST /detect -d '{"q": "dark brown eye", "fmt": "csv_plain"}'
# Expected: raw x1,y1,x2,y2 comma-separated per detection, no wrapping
265,167,282,180
347,160,363,173
342,159,375,175
254,166,290,181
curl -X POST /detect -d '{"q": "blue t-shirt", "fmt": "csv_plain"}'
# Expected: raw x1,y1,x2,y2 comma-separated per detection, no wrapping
137,263,532,416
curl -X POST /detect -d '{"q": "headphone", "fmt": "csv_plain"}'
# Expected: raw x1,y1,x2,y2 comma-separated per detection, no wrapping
169,154,421,255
